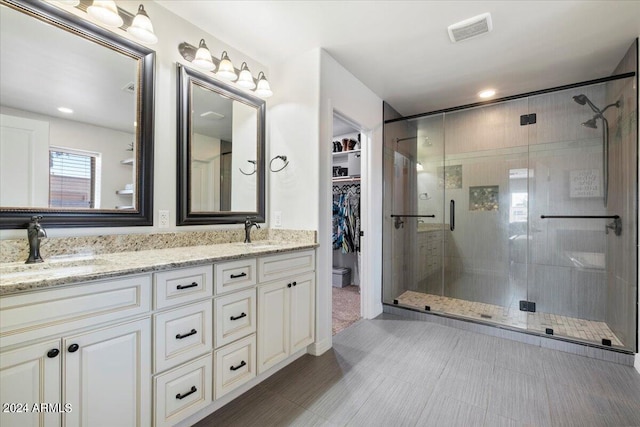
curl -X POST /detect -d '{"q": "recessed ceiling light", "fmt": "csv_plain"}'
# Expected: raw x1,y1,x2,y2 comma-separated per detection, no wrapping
478,89,496,99
58,107,73,114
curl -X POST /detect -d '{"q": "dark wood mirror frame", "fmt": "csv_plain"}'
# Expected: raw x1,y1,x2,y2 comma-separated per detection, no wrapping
176,64,265,225
0,0,154,229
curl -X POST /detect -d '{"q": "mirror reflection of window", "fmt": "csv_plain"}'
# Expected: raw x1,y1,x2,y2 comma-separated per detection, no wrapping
49,147,101,209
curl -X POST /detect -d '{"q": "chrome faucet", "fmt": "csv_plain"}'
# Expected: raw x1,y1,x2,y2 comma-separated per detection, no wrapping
244,216,260,243
26,215,47,264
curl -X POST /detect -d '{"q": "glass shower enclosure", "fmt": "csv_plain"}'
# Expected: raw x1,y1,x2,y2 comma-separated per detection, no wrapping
382,71,638,352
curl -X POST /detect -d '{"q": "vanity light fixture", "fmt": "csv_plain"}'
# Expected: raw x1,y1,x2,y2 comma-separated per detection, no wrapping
127,4,158,45
237,62,257,90
255,72,273,98
416,162,424,172
87,0,123,28
216,51,238,81
179,40,274,97
478,89,496,99
52,0,80,5
192,39,215,71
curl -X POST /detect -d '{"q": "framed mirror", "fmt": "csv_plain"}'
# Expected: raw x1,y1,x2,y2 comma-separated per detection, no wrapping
177,64,265,225
0,0,154,229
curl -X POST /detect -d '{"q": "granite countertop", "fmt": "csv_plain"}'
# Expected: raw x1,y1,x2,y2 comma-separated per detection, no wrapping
0,240,318,296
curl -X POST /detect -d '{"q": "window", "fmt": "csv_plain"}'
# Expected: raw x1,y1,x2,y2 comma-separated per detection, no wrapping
49,148,100,208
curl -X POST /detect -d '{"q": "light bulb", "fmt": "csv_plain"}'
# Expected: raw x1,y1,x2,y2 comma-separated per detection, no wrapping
192,39,215,71
87,0,123,28
127,4,158,44
236,62,256,90
216,51,238,81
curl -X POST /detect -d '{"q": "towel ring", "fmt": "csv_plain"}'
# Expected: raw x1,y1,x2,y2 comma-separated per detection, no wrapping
270,155,289,172
239,160,257,176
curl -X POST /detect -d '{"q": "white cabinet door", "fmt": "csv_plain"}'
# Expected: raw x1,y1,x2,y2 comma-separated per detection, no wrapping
257,281,289,373
63,318,151,427
0,340,61,427
289,273,315,354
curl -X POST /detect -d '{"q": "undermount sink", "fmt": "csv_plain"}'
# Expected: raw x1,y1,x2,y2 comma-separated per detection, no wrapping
0,257,112,276
233,241,282,250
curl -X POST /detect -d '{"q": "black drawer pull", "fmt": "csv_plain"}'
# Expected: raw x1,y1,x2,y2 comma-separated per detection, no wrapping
230,272,247,279
176,386,197,400
287,283,292,288
68,344,79,353
230,360,246,371
177,282,198,290
292,281,297,287
176,329,197,339
47,349,60,358
230,312,247,321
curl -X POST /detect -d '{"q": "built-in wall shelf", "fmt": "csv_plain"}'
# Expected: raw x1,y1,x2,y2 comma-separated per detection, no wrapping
120,158,134,165
116,189,134,195
332,149,361,158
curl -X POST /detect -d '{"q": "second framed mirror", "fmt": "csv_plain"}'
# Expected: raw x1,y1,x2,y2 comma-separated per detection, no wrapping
177,63,265,225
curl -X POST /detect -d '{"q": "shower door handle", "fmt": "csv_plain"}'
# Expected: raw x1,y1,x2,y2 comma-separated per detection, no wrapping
450,200,455,231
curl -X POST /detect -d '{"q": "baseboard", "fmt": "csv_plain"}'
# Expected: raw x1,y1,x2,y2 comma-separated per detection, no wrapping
308,337,332,356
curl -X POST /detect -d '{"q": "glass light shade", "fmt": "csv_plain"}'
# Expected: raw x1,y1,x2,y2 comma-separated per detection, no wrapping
127,5,157,44
87,0,123,28
52,0,80,5
255,73,273,98
192,39,215,71
216,51,238,81
416,162,424,171
236,62,256,90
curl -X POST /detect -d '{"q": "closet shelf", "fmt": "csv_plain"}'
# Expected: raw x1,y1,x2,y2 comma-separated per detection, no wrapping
332,149,361,157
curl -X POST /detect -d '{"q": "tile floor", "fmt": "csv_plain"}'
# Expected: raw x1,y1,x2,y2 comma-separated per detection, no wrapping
332,285,361,335
397,290,624,347
194,314,640,427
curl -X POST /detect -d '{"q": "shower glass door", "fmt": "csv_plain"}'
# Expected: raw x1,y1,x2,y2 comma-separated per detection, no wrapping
442,99,529,327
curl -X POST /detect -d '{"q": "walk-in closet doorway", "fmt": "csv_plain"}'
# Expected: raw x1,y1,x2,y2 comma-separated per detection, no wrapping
331,111,368,335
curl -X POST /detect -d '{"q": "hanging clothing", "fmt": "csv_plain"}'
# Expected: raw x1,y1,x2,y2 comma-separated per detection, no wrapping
333,184,360,253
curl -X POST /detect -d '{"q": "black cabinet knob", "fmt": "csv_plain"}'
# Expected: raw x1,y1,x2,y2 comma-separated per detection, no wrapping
47,348,60,358
68,343,79,353
287,283,292,288
292,281,297,287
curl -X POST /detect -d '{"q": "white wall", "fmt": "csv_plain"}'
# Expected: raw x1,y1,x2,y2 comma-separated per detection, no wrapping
0,0,268,239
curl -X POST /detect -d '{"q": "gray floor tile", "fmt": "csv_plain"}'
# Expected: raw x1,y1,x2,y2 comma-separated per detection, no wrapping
434,355,493,408
488,368,551,427
194,317,640,427
416,393,486,427
346,375,432,427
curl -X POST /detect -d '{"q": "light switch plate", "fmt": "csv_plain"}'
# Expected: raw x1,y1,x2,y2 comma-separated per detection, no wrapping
274,211,282,228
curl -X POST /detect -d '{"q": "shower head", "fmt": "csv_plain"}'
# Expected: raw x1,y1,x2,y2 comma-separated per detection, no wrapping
582,117,598,129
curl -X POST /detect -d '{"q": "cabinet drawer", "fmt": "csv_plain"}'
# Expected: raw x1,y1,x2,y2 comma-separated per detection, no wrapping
214,334,256,399
258,250,315,283
214,289,256,348
154,301,212,373
214,258,257,295
154,265,213,310
154,354,212,427
0,274,151,348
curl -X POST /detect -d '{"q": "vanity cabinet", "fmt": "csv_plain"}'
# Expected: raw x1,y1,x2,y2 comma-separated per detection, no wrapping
0,274,153,427
257,251,315,373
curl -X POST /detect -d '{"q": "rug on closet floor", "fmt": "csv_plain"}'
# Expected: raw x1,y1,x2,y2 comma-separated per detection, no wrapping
332,285,360,335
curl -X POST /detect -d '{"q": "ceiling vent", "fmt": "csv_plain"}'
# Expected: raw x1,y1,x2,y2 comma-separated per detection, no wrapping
448,12,493,43
121,82,135,93
200,111,225,120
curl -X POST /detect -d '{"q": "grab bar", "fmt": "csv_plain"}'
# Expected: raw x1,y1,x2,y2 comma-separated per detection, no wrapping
540,215,621,236
450,200,455,231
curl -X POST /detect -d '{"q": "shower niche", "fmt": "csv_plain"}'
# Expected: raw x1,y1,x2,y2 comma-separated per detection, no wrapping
382,42,638,353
